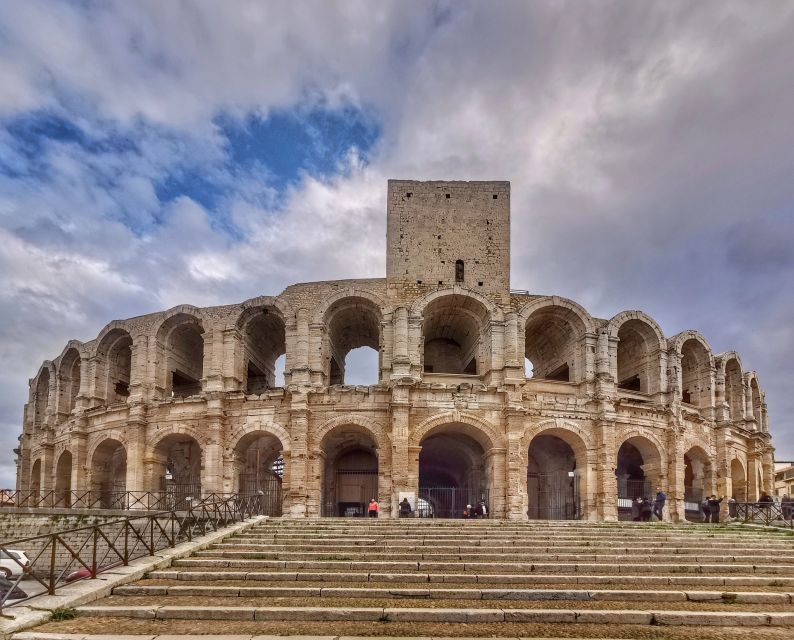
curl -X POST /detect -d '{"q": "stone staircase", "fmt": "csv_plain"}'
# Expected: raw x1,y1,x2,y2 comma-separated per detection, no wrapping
26,518,794,639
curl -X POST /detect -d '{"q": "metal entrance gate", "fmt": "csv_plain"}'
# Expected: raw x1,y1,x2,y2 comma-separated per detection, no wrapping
417,487,490,519
322,470,378,517
527,470,581,520
238,470,283,516
159,476,201,510
617,478,652,520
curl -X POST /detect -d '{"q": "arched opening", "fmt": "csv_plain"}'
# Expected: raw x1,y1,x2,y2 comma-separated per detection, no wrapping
418,425,490,518
96,329,133,404
680,338,711,408
422,294,488,375
153,434,202,507
527,434,581,520
321,426,379,517
159,315,204,398
724,358,743,421
30,458,42,498
750,378,762,427
58,349,81,415
90,439,127,508
240,308,286,394
616,320,661,394
34,370,50,428
233,431,283,516
325,297,381,385
730,458,747,502
684,446,713,521
524,306,586,382
55,450,72,507
616,436,663,520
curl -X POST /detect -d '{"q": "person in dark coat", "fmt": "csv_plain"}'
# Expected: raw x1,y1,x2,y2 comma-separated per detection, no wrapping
707,495,723,523
653,488,666,521
631,497,642,522
781,495,793,520
640,497,653,522
399,497,413,518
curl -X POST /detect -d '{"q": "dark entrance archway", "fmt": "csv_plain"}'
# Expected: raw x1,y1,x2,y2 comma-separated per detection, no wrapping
418,430,489,518
616,436,663,520
90,439,127,508
527,435,580,520
321,426,379,517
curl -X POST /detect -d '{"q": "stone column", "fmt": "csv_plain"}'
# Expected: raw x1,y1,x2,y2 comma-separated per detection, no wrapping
714,367,727,423
389,384,411,517
71,427,88,492
129,334,150,403
486,446,507,518
666,421,685,522
594,419,618,521
125,403,148,493
75,355,91,411
221,327,243,392
713,426,731,519
502,312,524,384
200,396,225,495
505,411,527,519
486,319,505,386
288,400,310,517
391,307,410,379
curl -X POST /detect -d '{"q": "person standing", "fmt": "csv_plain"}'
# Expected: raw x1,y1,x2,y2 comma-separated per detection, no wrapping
367,498,379,518
476,500,489,519
653,487,666,521
399,497,413,518
707,495,723,523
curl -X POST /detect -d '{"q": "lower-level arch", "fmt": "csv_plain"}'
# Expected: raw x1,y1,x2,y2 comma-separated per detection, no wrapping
730,457,747,502
615,434,665,520
230,429,284,516
90,439,127,508
319,423,381,517
684,445,714,521
54,449,72,507
417,422,493,519
30,458,42,498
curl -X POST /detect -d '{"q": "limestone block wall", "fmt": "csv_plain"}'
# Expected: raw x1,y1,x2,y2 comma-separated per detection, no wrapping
14,181,775,521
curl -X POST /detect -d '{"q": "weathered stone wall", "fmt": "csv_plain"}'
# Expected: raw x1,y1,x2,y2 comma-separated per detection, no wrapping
15,180,775,522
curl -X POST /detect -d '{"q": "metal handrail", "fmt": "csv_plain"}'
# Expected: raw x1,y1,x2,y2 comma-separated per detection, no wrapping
733,501,794,528
0,493,265,613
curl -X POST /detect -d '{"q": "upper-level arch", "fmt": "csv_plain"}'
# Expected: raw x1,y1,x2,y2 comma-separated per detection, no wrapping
669,331,714,409
746,372,763,428
236,302,287,394
56,342,84,416
519,297,594,383
94,327,134,405
413,289,496,376
316,290,385,386
31,362,55,431
607,311,666,394
153,307,206,398
717,352,744,422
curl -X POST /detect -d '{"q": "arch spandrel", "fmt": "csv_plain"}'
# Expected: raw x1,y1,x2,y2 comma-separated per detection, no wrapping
606,310,665,350
313,288,388,326
668,330,715,367
313,414,390,453
409,286,502,322
228,421,291,455
520,418,594,464
409,411,504,451
518,296,595,335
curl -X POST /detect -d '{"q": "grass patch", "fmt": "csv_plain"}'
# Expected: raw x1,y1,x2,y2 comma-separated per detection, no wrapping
50,607,79,621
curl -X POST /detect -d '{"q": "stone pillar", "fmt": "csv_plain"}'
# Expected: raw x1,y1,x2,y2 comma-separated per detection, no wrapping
200,396,225,494
594,420,618,521
125,403,148,493
389,384,411,517
505,412,527,519
221,328,243,392
203,328,224,393
391,307,410,379
407,313,424,378
502,312,524,384
288,400,310,517
41,441,54,491
407,445,422,508
747,453,761,501
486,446,507,518
666,421,685,522
713,426,730,519
714,367,727,423
762,446,775,496
75,355,91,411
486,319,505,386
129,334,150,403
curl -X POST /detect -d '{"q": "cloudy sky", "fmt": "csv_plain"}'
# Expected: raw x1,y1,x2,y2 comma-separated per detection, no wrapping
1,0,793,487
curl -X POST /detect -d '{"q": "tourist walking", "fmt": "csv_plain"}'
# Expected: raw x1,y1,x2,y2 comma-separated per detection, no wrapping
367,498,379,518
707,495,723,523
653,487,666,521
399,497,413,518
476,500,489,518
463,504,473,519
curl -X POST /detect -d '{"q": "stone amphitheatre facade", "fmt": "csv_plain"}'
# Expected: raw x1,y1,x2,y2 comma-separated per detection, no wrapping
15,180,774,521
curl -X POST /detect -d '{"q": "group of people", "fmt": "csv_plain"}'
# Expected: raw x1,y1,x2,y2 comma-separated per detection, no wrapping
631,488,667,521
462,501,489,518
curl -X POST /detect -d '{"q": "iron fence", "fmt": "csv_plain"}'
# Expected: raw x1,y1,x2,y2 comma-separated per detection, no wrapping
0,493,266,613
417,487,490,519
734,501,794,528
527,470,581,520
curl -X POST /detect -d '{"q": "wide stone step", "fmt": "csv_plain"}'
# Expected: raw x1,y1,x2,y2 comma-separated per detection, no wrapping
147,568,794,587
196,549,794,564
112,584,794,603
167,557,794,575
74,604,794,625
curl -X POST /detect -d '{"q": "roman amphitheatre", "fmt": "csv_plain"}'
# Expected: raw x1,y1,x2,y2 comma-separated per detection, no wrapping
15,180,774,521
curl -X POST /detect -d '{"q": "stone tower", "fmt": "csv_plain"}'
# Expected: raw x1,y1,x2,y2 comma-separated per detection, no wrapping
386,180,511,299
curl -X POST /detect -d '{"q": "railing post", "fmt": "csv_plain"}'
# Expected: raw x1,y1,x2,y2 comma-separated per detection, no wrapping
49,538,57,595
91,527,98,578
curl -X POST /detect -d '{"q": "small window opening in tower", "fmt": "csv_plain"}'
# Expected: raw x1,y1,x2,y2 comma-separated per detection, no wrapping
455,260,464,283
406,192,412,198
478,281,483,287
445,193,450,198
493,194,498,199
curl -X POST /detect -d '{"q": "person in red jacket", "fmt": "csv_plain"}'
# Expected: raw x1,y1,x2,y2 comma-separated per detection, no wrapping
367,498,379,518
